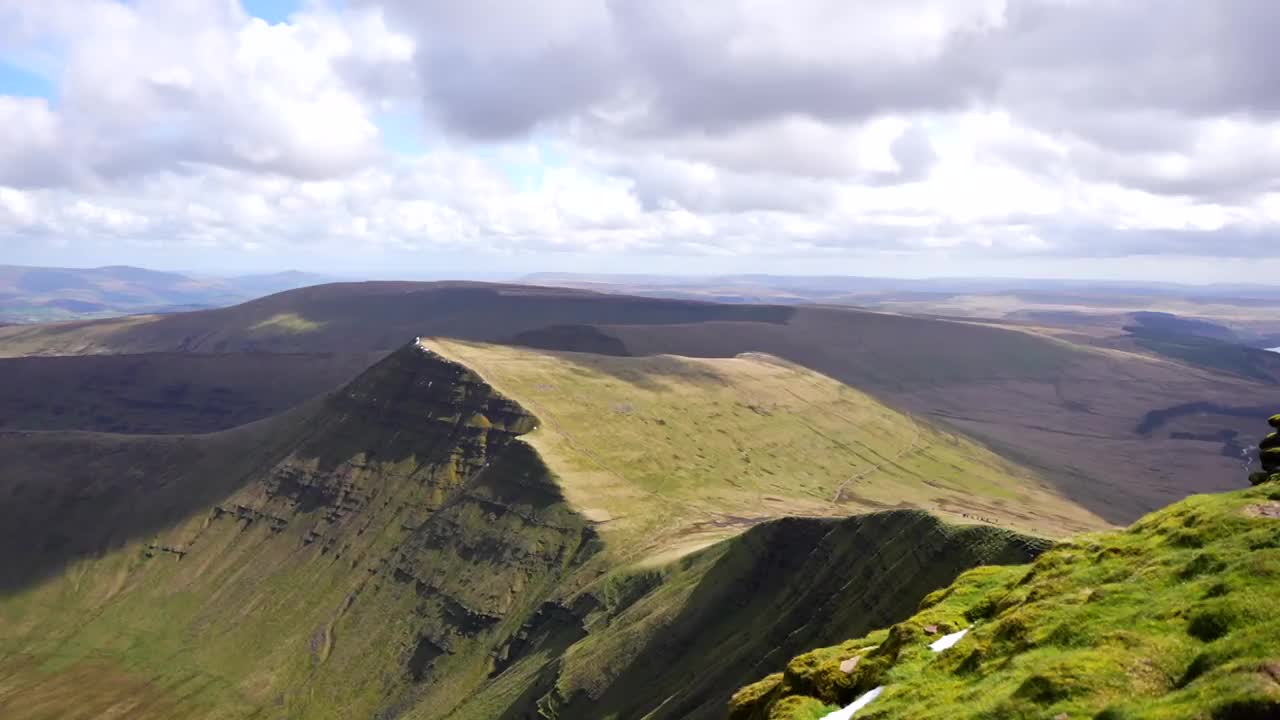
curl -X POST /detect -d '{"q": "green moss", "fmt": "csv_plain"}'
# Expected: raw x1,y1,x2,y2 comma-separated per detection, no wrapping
729,674,784,719
732,485,1280,720
767,695,839,720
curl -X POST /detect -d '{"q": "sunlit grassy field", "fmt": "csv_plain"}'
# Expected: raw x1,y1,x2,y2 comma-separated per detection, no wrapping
428,339,1107,560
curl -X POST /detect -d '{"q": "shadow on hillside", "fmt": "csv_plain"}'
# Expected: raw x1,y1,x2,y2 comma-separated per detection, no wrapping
0,419,289,595
507,512,1046,720
0,344,538,597
0,352,378,434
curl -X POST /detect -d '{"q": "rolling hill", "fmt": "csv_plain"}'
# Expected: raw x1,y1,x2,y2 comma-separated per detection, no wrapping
2,281,1277,719
0,265,330,323
0,342,1053,719
0,281,1269,528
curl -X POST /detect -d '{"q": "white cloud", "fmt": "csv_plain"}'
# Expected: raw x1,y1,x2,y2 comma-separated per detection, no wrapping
0,0,411,183
1,0,1280,279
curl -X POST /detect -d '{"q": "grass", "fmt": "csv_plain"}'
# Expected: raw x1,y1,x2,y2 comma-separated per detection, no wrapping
0,346,580,720
0,342,1063,720
730,481,1280,720
427,338,1107,561
249,312,325,334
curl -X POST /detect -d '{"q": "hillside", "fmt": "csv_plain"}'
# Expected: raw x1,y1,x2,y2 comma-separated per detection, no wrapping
730,479,1280,719
0,280,1269,527
0,342,1050,720
427,339,1104,553
0,352,380,433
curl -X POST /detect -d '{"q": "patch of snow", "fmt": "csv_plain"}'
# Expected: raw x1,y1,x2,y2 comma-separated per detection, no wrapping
820,686,884,720
928,627,971,652
1268,347,1280,354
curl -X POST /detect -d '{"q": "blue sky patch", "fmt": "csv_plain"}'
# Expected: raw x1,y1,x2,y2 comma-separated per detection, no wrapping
0,61,55,99
240,0,304,24
376,111,428,155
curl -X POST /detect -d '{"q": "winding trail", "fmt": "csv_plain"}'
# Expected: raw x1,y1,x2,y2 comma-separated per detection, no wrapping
831,421,925,504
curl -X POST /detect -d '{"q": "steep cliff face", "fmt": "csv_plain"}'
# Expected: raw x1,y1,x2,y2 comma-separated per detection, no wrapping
0,345,598,719
461,512,1047,720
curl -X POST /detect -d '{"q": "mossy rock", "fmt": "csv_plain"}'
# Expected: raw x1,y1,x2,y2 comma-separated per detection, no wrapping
1269,413,1280,430
779,648,859,703
1260,447,1280,472
767,695,839,720
729,673,783,720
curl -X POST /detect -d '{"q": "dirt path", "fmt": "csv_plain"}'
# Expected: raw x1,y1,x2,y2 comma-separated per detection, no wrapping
831,420,924,504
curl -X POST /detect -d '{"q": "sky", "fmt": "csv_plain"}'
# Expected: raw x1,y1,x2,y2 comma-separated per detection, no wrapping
1,0,1279,281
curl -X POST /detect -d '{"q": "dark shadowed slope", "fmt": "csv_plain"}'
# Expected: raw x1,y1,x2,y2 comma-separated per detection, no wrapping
0,352,381,433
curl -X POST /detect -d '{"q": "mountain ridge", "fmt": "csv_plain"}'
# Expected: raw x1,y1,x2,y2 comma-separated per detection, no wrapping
0,264,332,323
0,341,1049,719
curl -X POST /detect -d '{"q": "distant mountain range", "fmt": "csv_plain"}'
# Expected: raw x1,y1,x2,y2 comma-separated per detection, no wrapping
0,265,333,323
520,271,1280,302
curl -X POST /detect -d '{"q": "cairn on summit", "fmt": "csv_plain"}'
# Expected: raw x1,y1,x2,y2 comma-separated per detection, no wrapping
1249,413,1280,486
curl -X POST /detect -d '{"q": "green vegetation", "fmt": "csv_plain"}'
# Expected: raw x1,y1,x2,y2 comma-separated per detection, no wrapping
249,312,325,334
450,510,1049,720
0,343,1054,719
5,332,1274,720
429,339,1105,560
730,481,1280,719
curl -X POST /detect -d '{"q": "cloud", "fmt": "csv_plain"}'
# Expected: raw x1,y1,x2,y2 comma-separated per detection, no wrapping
373,0,1003,138
0,96,70,187
0,0,411,184
2,0,1280,278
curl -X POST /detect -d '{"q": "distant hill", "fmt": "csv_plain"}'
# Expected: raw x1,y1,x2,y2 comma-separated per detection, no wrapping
0,264,332,323
520,272,1280,345
0,280,1271,525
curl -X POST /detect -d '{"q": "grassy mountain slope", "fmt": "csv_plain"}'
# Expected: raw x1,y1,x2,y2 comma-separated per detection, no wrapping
0,344,1051,720
601,309,1274,523
427,339,1105,556
731,482,1280,720
0,345,597,719
0,280,1267,526
456,512,1049,720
